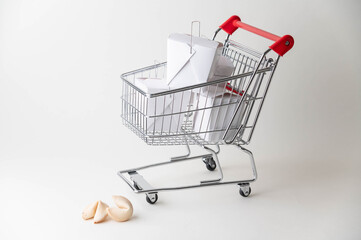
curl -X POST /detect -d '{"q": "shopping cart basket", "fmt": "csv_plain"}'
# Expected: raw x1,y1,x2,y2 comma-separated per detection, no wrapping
118,15,294,204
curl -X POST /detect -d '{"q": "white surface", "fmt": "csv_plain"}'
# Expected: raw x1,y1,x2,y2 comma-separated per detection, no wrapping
1,0,361,239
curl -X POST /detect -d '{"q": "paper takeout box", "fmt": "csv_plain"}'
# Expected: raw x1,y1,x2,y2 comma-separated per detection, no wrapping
134,78,191,134
212,55,235,77
192,93,246,142
166,33,223,89
200,55,235,97
135,77,170,94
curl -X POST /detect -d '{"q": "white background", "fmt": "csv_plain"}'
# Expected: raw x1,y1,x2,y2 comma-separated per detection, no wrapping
1,0,360,239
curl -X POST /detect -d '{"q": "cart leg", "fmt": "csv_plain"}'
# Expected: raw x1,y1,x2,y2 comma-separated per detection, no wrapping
200,145,224,183
201,144,220,171
236,145,257,197
170,141,191,161
237,145,257,181
184,131,222,173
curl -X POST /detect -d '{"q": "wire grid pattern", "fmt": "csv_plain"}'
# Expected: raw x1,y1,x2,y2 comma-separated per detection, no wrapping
121,40,275,145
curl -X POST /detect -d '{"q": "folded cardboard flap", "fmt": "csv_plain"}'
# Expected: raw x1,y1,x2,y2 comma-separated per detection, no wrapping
200,55,235,97
134,77,170,94
167,33,223,89
213,55,235,77
134,78,191,133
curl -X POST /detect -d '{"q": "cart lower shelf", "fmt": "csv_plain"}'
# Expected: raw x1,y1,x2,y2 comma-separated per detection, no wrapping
117,144,257,204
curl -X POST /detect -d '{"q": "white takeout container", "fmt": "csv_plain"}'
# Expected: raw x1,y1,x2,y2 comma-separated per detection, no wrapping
134,78,191,133
167,33,223,89
192,93,246,142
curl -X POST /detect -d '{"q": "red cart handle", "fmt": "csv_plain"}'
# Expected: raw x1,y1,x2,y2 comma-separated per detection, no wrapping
219,15,294,56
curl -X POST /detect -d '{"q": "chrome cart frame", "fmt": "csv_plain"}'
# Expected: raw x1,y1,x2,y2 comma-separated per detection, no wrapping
118,15,294,204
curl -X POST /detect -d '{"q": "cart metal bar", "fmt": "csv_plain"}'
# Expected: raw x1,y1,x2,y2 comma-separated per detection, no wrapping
200,145,223,183
117,144,256,193
121,95,263,119
121,62,167,78
170,140,191,161
226,40,263,59
222,49,271,144
118,153,213,174
246,55,280,144
122,66,273,98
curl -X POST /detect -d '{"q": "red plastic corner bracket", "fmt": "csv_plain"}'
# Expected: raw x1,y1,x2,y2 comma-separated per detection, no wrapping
219,15,241,35
219,15,294,56
269,35,294,56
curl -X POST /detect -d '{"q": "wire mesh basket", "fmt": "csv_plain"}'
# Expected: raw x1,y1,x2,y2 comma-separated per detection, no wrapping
121,40,275,146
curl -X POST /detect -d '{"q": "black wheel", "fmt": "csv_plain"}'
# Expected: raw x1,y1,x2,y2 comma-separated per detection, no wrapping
146,193,158,204
204,157,216,171
239,185,251,197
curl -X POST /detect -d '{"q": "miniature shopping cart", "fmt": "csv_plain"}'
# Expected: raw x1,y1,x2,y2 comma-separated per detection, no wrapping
118,15,294,204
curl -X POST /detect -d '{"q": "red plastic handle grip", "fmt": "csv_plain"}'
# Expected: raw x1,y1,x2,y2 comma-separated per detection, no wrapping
219,15,294,56
234,21,280,41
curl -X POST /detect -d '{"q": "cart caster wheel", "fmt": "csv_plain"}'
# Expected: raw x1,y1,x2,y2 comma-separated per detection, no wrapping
203,157,216,171
239,184,251,197
146,193,158,204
